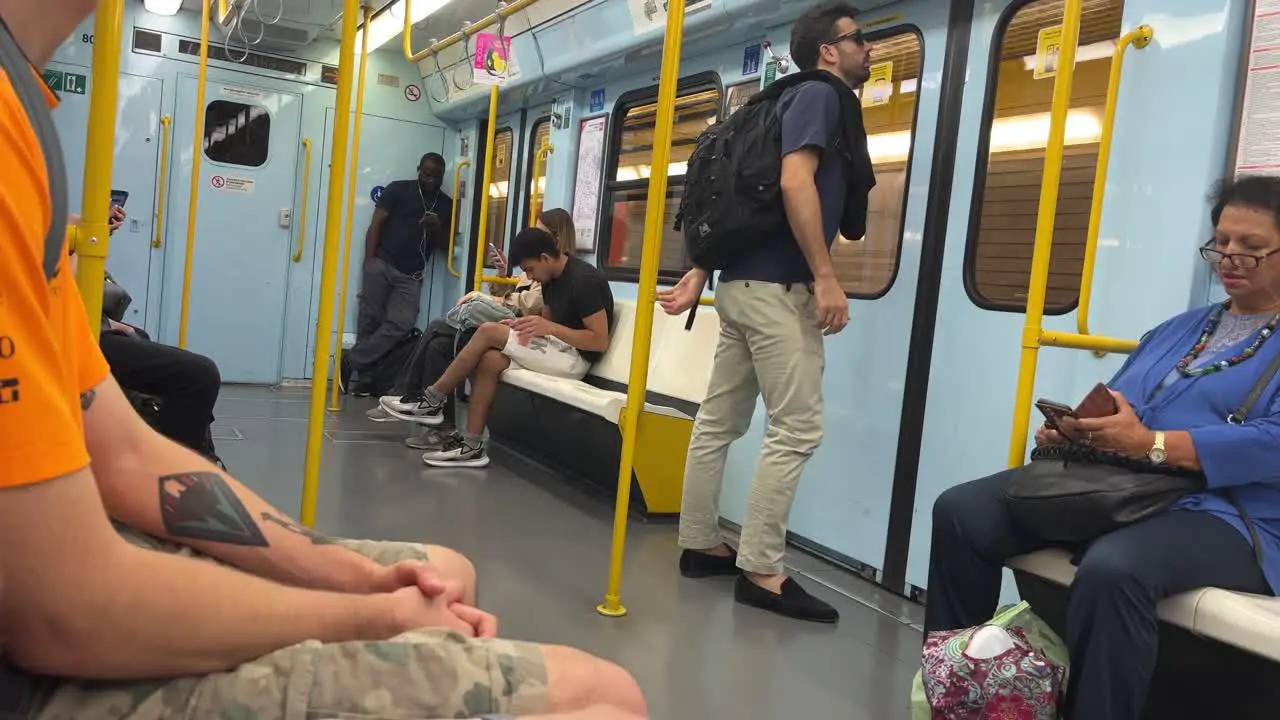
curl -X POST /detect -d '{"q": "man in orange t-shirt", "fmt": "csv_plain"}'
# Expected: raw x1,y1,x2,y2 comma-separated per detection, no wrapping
0,4,645,719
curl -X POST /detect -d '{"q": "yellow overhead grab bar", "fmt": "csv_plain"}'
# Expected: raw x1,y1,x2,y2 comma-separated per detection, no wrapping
447,159,470,278
292,138,312,263
402,0,542,63
1077,24,1153,343
152,116,172,249
528,142,552,227
598,0,688,619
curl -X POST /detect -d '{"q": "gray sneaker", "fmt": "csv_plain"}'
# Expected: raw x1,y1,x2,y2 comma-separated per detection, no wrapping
405,426,459,451
366,405,396,422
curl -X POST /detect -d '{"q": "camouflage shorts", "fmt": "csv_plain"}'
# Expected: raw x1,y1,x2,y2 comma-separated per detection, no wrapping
29,526,549,720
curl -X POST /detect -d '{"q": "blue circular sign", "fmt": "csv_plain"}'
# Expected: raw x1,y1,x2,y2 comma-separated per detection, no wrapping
370,185,385,204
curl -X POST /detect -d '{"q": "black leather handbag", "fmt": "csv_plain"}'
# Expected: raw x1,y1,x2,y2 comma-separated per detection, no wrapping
1004,349,1280,547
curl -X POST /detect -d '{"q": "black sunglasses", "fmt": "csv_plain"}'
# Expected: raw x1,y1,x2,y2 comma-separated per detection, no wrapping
825,28,866,47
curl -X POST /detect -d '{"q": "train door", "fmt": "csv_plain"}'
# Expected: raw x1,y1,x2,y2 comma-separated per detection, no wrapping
301,109,447,371
47,63,164,331
902,0,1133,597
712,0,949,584
162,76,304,384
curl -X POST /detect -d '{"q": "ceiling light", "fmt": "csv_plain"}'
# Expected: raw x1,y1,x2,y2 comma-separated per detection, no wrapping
362,0,453,53
143,0,183,16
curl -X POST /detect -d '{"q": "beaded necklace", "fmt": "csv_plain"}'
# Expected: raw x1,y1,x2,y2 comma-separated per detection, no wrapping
1175,301,1280,377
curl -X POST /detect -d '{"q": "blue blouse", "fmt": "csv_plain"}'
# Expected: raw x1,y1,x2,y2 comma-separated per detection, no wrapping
1108,304,1280,594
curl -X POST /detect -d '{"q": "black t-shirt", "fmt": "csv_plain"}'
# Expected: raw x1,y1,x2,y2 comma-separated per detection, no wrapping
374,179,453,276
541,256,615,363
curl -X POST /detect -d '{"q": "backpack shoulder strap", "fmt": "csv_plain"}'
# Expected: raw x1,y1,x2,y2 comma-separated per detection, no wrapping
0,19,68,281
1228,346,1280,424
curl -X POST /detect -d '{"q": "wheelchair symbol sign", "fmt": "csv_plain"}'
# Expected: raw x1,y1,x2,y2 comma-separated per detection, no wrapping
371,185,384,204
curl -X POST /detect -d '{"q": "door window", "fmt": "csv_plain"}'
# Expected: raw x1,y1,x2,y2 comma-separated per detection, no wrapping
203,99,270,168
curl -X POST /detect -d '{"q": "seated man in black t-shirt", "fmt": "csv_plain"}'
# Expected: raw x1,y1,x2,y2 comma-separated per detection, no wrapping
388,227,615,468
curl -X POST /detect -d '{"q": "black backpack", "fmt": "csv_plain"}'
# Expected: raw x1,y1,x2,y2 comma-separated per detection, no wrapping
673,70,852,271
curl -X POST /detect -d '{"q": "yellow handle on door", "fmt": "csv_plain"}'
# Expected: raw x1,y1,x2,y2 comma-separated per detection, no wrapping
293,138,312,263
152,115,172,248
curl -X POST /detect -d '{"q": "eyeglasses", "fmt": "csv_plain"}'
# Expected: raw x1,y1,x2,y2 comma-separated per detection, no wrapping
1200,242,1280,269
825,28,866,47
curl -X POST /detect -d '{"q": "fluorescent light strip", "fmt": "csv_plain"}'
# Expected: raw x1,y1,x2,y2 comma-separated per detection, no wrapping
361,0,453,53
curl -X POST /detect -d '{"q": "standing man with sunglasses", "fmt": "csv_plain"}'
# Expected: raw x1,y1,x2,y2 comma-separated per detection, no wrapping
658,2,875,622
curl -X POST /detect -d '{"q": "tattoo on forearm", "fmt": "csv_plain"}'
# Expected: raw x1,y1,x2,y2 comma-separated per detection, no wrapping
80,389,95,410
158,472,269,547
259,512,335,545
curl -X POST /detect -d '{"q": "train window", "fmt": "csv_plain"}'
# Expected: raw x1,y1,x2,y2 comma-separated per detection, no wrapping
600,75,721,281
965,0,1123,312
835,27,922,298
724,80,756,117
524,117,551,223
203,100,270,168
486,127,515,254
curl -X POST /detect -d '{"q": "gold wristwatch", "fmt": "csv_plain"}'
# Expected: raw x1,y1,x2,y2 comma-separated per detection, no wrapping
1147,431,1167,465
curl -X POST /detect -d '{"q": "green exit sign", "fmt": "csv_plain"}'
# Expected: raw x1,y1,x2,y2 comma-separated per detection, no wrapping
41,69,87,95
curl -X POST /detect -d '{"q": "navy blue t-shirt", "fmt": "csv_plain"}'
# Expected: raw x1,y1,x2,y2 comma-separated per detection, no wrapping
718,81,848,285
374,179,453,276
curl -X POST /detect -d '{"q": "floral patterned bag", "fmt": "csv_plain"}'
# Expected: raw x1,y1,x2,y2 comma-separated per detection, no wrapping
912,601,1068,720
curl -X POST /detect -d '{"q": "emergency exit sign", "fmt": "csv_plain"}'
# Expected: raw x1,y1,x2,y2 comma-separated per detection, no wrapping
43,69,87,95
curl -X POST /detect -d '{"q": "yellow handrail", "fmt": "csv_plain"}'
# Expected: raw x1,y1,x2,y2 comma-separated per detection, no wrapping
528,142,552,227
402,0,542,63
1077,24,1153,339
598,0,687,619
73,0,125,337
1006,1,1084,469
1040,330,1137,355
478,273,521,286
177,0,213,348
329,6,373,413
292,138,312,262
447,159,471,278
300,0,360,528
473,85,501,293
152,115,172,249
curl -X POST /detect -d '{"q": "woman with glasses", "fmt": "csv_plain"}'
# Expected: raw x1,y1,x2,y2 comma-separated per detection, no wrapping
923,174,1280,720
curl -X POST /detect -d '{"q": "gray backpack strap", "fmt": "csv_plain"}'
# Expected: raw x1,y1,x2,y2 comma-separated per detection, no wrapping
0,19,69,281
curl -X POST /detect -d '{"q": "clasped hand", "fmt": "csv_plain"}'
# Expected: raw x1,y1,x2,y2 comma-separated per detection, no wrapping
373,560,498,638
1037,389,1154,458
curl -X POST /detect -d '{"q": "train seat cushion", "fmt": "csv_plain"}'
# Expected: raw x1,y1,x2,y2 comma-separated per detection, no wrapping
500,365,626,423
1008,549,1280,662
496,299,722,423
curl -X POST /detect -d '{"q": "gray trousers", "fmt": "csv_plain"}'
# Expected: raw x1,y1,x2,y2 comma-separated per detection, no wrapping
349,257,422,372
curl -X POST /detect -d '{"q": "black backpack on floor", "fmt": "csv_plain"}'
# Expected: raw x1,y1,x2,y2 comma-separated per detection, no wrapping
673,70,851,271
363,328,423,397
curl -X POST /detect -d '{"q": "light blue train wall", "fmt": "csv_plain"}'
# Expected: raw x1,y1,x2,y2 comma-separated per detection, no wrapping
51,2,461,382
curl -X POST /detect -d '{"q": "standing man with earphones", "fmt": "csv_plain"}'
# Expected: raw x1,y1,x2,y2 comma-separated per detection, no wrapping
346,152,453,396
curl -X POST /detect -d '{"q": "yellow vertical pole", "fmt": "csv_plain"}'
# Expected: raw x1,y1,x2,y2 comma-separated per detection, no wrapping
177,0,213,348
597,0,686,618
1006,0,1083,468
473,85,500,292
528,143,551,227
300,0,361,527
329,4,372,412
1077,25,1152,338
73,0,126,336
446,159,471,278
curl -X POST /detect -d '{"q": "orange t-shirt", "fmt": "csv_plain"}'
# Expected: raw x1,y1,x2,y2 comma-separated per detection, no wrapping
0,68,110,488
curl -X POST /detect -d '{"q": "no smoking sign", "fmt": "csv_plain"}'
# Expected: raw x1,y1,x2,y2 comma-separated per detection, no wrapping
210,175,226,189
404,84,421,102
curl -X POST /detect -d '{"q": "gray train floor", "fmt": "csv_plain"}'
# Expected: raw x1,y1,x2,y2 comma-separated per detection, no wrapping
212,384,925,719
